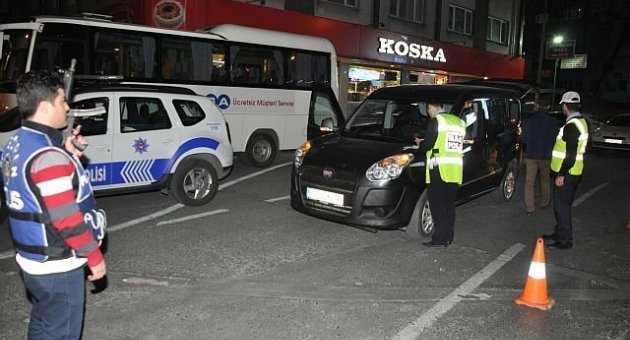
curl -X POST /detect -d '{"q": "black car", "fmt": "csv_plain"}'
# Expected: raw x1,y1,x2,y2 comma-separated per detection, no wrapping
290,84,522,239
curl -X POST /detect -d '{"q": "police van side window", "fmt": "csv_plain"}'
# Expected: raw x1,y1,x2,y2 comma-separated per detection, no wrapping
120,97,172,132
173,100,205,126
71,97,109,136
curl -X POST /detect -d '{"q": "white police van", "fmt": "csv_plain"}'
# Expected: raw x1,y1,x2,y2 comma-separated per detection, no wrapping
0,84,233,215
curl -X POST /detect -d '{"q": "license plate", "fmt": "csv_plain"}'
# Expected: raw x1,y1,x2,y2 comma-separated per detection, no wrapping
306,187,344,206
604,138,623,144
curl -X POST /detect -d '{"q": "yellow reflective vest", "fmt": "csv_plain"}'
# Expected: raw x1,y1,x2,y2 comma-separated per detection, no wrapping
426,113,466,184
550,116,589,175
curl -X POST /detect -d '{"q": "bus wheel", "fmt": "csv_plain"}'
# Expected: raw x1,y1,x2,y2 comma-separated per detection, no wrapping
404,190,433,239
246,134,276,168
170,159,218,206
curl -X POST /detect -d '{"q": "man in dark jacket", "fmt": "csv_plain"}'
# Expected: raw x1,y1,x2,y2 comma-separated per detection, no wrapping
522,97,559,215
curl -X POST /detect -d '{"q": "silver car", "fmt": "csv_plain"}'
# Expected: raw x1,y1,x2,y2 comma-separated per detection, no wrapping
590,113,630,150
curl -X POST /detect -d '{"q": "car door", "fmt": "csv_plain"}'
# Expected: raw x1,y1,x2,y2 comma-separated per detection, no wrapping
456,98,497,200
307,84,345,140
72,94,114,188
111,93,179,188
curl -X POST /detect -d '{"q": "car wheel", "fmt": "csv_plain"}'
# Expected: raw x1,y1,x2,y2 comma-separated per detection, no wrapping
170,159,218,206
494,162,517,202
246,134,277,168
404,190,433,239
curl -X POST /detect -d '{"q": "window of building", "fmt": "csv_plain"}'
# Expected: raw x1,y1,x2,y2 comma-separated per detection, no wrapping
487,17,509,44
389,0,425,23
448,5,473,35
320,0,357,8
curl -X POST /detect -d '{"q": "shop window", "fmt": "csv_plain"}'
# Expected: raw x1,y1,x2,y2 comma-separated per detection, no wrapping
389,0,425,23
448,5,473,35
487,17,509,44
319,0,357,8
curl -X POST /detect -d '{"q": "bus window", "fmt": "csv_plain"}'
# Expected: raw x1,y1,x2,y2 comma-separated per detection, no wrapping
160,38,226,83
30,24,87,75
287,52,329,87
94,31,156,78
229,45,283,86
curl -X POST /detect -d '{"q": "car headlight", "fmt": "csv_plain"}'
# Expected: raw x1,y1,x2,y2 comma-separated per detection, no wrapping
294,141,311,168
365,153,414,181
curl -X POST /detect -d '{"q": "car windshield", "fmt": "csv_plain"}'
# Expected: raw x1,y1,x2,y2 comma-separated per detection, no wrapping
607,115,630,127
342,98,453,143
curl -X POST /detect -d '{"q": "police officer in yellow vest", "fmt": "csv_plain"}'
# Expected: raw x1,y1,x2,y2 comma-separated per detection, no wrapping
542,91,589,249
416,101,466,247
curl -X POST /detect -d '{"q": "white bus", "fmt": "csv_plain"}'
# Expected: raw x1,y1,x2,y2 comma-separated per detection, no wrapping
0,15,345,167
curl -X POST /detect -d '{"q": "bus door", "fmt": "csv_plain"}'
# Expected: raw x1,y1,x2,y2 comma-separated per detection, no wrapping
307,84,345,140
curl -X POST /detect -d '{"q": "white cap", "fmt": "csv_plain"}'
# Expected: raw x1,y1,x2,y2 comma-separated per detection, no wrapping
559,91,581,104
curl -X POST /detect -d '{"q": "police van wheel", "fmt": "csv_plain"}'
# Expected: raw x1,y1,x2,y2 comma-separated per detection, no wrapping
494,162,517,202
404,190,433,239
170,159,218,206
246,134,276,168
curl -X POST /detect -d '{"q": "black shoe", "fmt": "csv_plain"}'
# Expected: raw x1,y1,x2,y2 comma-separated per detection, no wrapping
541,233,558,241
546,241,573,249
422,241,448,248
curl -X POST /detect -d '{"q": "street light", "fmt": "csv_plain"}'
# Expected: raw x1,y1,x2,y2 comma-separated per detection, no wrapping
551,35,564,109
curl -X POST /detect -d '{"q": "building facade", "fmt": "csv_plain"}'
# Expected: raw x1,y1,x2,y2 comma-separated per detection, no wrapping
0,0,526,114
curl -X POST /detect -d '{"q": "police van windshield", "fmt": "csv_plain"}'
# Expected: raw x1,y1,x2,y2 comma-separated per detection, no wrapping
343,98,453,143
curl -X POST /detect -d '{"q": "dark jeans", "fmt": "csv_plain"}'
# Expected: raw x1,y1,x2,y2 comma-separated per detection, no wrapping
427,169,458,244
553,174,581,244
21,266,86,340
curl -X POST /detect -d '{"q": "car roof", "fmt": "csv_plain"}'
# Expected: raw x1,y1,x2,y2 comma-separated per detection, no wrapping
73,83,197,96
367,84,519,102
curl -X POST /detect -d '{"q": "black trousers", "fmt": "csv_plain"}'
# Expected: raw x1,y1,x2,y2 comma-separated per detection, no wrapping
427,169,459,244
553,174,581,244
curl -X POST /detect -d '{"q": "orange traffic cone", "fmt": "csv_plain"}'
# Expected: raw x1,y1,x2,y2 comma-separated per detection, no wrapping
515,238,555,310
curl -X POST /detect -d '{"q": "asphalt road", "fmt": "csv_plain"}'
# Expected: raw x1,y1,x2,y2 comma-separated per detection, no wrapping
1,149,629,340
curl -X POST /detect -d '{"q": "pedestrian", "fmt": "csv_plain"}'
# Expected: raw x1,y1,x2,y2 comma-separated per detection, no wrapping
521,97,559,215
542,91,589,249
415,100,466,247
1,70,107,339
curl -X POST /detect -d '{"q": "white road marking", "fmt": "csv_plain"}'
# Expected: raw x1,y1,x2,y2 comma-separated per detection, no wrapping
264,195,291,203
156,209,229,226
219,162,292,190
393,243,526,340
0,162,292,261
572,182,608,207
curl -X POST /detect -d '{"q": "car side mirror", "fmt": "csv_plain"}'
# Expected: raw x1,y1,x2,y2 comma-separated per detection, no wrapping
320,117,335,133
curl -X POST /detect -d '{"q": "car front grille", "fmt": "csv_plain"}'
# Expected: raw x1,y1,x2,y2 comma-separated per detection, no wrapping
298,166,357,216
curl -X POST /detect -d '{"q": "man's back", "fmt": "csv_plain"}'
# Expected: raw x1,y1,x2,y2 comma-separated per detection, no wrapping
523,109,559,160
